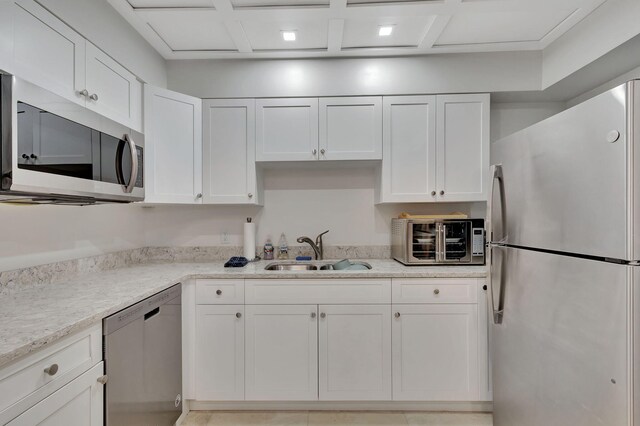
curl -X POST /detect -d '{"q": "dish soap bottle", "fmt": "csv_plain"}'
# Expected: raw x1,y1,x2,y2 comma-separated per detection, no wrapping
277,233,289,260
263,238,274,260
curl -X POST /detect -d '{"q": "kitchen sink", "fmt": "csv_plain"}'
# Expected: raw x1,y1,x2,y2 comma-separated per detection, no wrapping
264,263,318,271
264,261,372,271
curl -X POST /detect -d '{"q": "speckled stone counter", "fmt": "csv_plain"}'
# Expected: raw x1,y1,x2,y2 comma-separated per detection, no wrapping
0,259,486,369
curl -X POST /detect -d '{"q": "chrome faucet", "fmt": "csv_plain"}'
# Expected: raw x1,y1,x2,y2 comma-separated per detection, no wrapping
297,230,329,260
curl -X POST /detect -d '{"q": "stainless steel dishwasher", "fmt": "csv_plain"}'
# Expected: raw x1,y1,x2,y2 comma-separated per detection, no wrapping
103,283,182,425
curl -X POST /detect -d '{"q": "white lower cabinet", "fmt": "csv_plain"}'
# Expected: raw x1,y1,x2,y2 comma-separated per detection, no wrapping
318,305,391,401
196,305,244,401
392,304,479,401
245,305,318,401
7,361,104,426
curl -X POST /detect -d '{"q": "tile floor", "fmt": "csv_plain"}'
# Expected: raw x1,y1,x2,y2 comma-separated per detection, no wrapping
183,411,493,426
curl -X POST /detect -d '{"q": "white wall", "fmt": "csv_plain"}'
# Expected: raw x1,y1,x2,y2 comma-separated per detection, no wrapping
0,203,147,271
166,52,541,99
143,167,486,248
37,0,167,87
490,102,566,142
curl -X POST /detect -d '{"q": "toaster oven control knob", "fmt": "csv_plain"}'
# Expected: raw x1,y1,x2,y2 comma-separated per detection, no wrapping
394,312,401,318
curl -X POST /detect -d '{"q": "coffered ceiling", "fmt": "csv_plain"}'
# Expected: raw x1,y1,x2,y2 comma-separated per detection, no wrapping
107,0,608,59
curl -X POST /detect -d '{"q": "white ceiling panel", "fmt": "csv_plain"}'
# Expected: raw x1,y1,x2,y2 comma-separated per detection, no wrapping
435,8,576,45
127,0,214,8
231,0,329,7
342,16,433,48
242,19,329,50
144,10,237,51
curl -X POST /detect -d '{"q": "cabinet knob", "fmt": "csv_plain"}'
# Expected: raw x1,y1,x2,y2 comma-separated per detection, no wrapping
97,375,108,385
44,364,59,376
216,289,222,295
440,190,445,196
431,191,436,196
236,312,242,319
30,154,37,160
196,193,203,199
78,89,89,97
433,288,440,295
320,149,326,155
482,285,487,291
248,193,253,198
21,154,29,160
394,312,401,318
312,149,317,156
89,93,99,101
310,312,316,318
320,312,326,319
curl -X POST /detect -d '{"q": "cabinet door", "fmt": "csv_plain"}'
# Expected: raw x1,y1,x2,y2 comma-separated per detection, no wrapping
256,98,319,162
0,1,13,73
12,0,85,105
203,99,258,204
477,280,492,401
318,305,391,401
245,305,318,400
85,42,142,131
7,362,104,426
392,304,479,401
144,84,203,204
319,97,382,161
196,305,244,401
380,96,437,203
436,94,489,202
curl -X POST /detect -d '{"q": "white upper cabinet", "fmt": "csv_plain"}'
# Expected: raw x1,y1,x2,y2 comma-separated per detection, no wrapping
203,99,259,205
144,85,203,204
381,96,437,203
0,1,14,72
318,305,391,401
256,98,319,162
12,0,86,105
85,42,142,131
436,94,489,202
319,97,382,161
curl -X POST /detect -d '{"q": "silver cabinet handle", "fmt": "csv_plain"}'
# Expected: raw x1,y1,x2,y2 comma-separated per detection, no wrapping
196,193,203,199
394,312,400,318
433,288,440,295
89,93,99,101
216,289,222,295
248,193,253,198
44,364,59,376
320,149,326,155
312,149,317,156
78,89,89,97
97,375,108,384
311,312,316,318
320,312,326,319
236,312,242,319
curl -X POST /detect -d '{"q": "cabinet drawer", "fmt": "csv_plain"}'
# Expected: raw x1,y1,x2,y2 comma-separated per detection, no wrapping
392,278,478,304
245,279,391,304
197,279,244,304
0,324,101,419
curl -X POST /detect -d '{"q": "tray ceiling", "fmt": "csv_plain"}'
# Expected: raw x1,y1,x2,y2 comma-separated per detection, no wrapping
108,0,608,59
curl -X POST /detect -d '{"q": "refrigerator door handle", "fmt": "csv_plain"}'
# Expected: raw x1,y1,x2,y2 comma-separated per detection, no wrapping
487,244,504,324
486,164,508,245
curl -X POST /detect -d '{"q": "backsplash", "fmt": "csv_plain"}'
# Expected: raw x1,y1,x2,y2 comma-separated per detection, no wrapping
0,245,390,295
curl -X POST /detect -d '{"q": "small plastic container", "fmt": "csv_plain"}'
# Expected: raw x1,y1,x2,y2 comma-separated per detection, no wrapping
277,233,289,260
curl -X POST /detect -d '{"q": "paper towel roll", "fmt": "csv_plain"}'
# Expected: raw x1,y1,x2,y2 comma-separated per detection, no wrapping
243,221,256,260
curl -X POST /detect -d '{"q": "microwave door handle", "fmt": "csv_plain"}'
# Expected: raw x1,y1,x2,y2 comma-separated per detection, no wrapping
441,224,447,262
122,134,138,194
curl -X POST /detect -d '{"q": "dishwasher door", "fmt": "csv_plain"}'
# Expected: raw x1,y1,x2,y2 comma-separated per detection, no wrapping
103,284,182,426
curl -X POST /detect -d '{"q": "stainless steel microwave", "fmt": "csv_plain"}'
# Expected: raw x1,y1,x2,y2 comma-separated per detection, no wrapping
0,72,143,204
392,218,485,265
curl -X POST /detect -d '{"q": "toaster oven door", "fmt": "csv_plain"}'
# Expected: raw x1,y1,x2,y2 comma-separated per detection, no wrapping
408,221,438,263
441,221,472,262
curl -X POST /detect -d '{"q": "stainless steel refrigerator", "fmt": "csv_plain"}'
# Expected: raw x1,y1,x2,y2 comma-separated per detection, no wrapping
488,80,640,426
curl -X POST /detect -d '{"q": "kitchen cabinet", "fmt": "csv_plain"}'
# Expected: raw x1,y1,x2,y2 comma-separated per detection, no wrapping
245,304,318,401
392,303,479,401
203,99,260,204
379,94,489,203
318,305,391,401
436,94,490,202
85,42,142,131
319,97,382,161
380,96,437,203
195,305,244,401
144,85,203,204
0,1,13,72
256,98,318,162
12,0,86,106
7,362,104,426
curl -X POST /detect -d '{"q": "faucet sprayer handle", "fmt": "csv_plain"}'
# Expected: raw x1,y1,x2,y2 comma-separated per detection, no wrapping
316,230,329,244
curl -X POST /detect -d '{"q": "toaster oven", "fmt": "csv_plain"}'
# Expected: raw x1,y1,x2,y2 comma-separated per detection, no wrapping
391,218,485,265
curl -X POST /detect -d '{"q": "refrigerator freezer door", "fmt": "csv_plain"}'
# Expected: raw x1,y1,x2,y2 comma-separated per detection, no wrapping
490,83,630,260
491,246,629,426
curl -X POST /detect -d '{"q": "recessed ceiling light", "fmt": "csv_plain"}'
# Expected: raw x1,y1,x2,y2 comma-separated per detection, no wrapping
378,26,394,37
282,31,297,41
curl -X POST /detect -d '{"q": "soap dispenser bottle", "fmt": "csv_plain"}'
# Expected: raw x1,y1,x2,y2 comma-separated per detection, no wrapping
278,233,289,260
264,238,274,260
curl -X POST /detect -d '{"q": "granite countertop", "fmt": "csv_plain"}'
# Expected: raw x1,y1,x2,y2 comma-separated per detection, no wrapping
0,259,486,369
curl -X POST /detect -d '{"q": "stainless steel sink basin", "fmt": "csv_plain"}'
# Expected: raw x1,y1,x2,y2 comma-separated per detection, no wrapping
319,261,373,270
264,263,318,271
